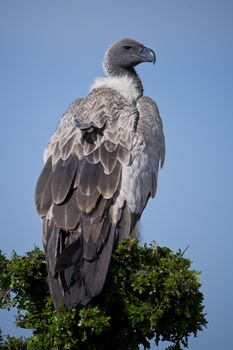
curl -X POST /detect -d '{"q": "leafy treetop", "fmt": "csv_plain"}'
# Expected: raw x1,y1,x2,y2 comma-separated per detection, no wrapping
0,239,207,350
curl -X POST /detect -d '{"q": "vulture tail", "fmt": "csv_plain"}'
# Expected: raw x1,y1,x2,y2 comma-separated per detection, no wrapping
45,214,115,310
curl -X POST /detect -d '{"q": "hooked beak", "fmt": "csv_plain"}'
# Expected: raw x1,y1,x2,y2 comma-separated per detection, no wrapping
140,47,156,64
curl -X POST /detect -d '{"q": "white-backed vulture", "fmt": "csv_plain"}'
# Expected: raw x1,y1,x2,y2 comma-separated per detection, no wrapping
35,38,165,310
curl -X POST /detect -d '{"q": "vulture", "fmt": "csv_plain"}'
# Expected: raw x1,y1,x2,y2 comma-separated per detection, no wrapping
35,38,165,310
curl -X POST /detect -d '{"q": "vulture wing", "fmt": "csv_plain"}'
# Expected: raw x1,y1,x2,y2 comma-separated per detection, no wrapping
35,80,165,310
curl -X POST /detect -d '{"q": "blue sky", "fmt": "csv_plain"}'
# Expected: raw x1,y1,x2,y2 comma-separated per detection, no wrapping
0,0,233,349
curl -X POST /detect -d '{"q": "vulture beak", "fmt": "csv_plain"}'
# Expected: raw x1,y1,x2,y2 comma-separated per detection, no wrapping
140,47,156,65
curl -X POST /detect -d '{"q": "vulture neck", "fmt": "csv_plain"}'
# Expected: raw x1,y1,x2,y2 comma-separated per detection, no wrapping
107,66,144,98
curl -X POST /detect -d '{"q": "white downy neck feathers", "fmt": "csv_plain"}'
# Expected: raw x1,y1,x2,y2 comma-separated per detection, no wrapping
90,76,141,102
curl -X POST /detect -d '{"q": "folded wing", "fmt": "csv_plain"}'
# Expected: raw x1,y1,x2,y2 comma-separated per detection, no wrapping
35,90,139,309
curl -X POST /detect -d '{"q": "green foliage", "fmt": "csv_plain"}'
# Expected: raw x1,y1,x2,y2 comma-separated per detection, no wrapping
0,240,207,349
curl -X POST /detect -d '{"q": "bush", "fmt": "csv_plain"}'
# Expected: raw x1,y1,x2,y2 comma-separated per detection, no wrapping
0,239,207,349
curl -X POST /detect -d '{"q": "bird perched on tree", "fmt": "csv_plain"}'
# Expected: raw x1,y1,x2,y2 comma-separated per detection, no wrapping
35,38,165,310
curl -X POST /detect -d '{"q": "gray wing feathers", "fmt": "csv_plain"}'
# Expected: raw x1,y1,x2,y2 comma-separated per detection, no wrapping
99,142,118,174
78,159,102,196
83,224,115,299
35,89,138,309
137,96,165,168
98,160,121,199
136,96,165,197
52,155,78,204
114,95,165,216
76,188,100,214
52,191,80,230
35,88,165,310
35,156,53,217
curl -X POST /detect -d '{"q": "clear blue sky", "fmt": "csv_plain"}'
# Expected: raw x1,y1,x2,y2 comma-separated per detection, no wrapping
0,0,233,349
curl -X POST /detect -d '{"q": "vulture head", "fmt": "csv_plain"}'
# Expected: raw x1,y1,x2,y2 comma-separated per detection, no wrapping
104,38,156,76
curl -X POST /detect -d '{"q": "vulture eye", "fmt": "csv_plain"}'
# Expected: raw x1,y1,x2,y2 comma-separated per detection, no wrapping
123,45,132,50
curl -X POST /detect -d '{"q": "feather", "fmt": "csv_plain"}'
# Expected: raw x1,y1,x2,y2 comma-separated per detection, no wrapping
105,130,121,144
76,188,100,214
55,237,82,272
59,127,76,150
73,143,84,159
46,220,60,274
48,271,64,310
78,158,102,196
104,140,118,152
116,204,132,241
136,96,165,167
86,148,100,164
151,172,157,197
83,223,115,299
84,196,108,225
60,133,78,160
52,190,80,230
82,234,97,261
99,142,118,174
35,156,53,217
118,145,131,165
98,160,121,199
52,154,78,204
42,217,54,247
